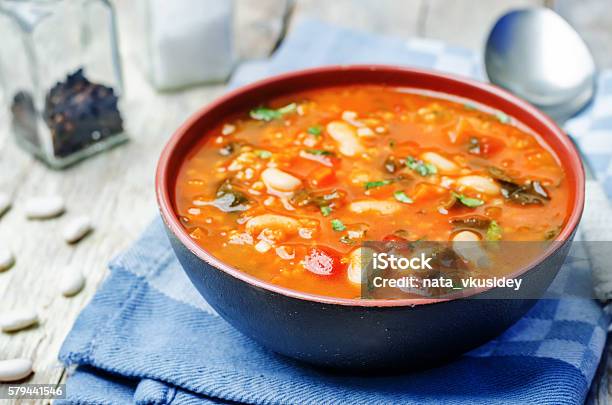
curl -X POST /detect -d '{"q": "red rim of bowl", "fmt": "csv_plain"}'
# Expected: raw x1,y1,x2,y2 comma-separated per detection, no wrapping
155,65,585,307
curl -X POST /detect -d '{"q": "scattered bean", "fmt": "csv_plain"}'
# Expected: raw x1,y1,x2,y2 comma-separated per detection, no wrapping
0,247,15,272
261,168,302,192
452,230,489,266
452,230,480,242
456,175,500,195
60,272,86,297
62,216,93,244
246,214,300,239
349,200,402,215
0,192,11,218
326,121,364,157
347,247,375,284
0,358,33,382
24,195,65,219
421,152,459,174
0,310,39,332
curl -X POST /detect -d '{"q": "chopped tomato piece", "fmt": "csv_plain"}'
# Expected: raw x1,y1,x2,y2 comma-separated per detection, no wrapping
382,234,413,256
303,246,345,276
412,183,448,201
468,136,505,157
286,157,321,178
382,234,407,242
309,166,336,188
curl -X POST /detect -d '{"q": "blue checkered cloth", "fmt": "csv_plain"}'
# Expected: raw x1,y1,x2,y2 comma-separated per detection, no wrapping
58,19,610,404
566,71,612,198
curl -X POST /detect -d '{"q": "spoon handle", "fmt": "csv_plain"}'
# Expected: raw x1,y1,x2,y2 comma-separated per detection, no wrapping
568,134,612,303
582,178,612,303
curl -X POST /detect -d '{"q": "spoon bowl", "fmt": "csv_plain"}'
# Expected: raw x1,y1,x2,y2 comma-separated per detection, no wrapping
485,8,596,122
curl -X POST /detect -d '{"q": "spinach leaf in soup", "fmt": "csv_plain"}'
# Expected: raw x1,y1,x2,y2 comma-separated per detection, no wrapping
213,179,249,212
488,166,550,205
250,103,297,121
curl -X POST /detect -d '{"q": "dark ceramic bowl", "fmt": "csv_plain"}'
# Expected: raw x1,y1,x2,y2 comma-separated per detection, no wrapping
156,66,585,370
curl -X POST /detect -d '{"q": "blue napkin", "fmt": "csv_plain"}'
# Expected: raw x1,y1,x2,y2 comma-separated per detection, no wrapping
59,19,610,404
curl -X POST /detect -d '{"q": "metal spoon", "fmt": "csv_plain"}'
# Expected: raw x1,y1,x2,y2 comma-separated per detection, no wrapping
485,6,611,290
485,9,610,402
485,7,596,123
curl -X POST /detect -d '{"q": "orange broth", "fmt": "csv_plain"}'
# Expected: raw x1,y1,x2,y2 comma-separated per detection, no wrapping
175,85,570,299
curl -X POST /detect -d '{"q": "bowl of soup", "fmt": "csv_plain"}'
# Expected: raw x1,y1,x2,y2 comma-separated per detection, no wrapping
156,65,584,370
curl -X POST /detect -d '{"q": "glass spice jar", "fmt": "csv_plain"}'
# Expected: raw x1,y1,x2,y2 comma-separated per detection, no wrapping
0,0,126,169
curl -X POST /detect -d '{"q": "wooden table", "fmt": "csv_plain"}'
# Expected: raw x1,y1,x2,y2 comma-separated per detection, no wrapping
1,0,610,403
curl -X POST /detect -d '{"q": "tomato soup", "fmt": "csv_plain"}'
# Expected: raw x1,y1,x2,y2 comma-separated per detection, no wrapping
175,85,570,299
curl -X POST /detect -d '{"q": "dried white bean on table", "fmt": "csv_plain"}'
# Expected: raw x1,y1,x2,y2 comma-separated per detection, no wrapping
0,247,15,271
0,192,11,217
24,195,65,219
0,358,33,382
60,272,86,297
63,215,93,243
0,310,39,332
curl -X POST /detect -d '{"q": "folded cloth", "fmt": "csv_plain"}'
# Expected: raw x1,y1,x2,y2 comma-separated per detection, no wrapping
59,19,610,404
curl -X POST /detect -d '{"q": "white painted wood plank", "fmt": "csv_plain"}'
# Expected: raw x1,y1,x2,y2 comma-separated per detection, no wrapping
235,0,289,60
421,0,544,51
290,0,424,38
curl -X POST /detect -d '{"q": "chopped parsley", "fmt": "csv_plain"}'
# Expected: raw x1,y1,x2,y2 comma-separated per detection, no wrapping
406,156,437,176
496,111,510,124
307,126,322,135
254,150,272,159
364,179,393,190
453,192,484,208
331,219,346,231
393,190,413,204
544,226,561,240
320,206,332,217
486,220,503,241
463,103,477,111
250,103,297,121
304,149,334,156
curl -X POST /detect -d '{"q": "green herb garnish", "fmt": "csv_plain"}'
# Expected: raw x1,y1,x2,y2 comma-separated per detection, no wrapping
304,149,334,156
393,190,413,204
486,220,503,241
320,206,332,217
250,103,297,121
364,179,393,190
406,156,437,176
544,225,561,240
496,111,510,124
307,126,322,135
452,192,484,208
464,103,477,111
331,219,346,231
254,150,272,159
